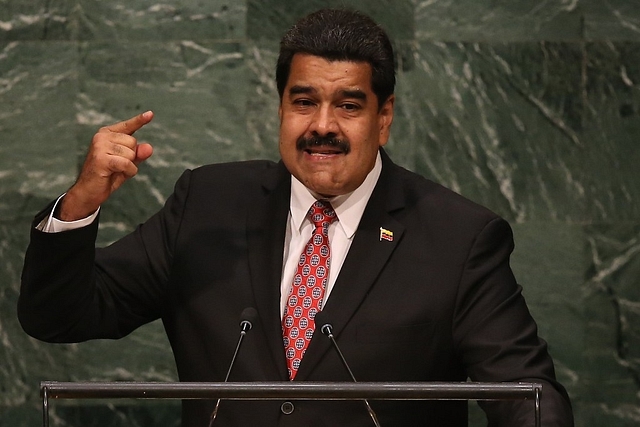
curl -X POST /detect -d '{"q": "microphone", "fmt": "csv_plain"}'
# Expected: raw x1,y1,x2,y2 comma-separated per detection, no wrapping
316,316,382,427
208,307,258,427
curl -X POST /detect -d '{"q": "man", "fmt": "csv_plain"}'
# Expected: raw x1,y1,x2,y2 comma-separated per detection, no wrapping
19,8,573,426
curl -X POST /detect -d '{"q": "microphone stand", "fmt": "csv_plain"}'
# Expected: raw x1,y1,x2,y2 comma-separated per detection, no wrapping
208,309,256,427
321,323,382,427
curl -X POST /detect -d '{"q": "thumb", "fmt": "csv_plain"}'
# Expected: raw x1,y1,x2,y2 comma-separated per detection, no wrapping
134,143,154,165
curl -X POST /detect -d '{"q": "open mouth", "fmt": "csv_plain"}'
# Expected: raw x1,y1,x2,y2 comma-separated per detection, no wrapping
305,147,344,156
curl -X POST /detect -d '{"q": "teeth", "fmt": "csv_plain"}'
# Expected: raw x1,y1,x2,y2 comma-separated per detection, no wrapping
305,149,341,155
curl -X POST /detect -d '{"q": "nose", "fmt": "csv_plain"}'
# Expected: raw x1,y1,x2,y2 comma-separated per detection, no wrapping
309,105,339,137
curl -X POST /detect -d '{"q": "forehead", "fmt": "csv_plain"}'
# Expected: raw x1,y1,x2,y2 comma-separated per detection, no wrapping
285,53,374,94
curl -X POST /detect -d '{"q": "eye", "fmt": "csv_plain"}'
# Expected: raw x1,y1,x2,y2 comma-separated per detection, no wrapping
293,98,315,107
340,102,360,112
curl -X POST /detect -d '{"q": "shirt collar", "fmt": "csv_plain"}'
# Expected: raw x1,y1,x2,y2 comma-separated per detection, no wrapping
290,151,382,239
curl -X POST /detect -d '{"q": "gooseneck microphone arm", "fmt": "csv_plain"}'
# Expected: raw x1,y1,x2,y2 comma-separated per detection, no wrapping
209,307,258,427
224,317,253,382
320,323,382,427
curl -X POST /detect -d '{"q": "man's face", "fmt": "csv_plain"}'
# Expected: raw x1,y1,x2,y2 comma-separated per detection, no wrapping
279,53,394,197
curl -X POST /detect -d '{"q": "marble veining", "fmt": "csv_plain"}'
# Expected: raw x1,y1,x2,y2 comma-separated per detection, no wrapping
1,1,639,425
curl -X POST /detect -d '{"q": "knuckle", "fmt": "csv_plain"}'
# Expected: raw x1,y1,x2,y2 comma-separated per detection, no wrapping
111,143,123,155
107,156,123,172
91,132,110,148
120,121,131,132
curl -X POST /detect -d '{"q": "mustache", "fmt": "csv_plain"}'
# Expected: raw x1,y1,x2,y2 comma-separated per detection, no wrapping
296,135,351,154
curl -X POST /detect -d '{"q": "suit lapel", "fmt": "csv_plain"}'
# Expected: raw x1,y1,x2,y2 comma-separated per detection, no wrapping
246,162,291,379
295,150,406,380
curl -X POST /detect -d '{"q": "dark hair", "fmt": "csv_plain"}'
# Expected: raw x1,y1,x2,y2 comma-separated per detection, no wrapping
276,8,396,108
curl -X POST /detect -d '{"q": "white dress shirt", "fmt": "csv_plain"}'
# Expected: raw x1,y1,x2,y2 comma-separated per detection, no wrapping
280,152,381,317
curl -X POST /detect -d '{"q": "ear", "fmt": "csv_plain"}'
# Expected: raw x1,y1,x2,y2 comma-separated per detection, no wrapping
378,94,395,147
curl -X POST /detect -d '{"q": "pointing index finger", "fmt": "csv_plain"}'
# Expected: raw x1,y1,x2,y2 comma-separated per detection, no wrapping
104,111,154,135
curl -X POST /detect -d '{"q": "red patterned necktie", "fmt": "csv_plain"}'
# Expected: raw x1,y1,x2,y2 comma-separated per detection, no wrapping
282,200,338,380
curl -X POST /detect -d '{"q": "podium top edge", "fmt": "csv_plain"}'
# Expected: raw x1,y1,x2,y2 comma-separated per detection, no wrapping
40,381,543,401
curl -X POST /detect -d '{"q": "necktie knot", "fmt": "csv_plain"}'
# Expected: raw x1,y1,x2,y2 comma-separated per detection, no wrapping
308,200,337,234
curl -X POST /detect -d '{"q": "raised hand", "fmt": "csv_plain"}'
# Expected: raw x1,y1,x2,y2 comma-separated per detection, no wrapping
58,111,154,221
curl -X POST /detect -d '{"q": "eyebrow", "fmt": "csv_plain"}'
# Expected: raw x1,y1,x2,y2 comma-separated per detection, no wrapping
287,85,368,101
340,89,367,101
288,85,315,96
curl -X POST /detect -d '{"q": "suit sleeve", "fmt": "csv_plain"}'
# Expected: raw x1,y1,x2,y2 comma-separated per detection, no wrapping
453,217,574,426
18,169,193,343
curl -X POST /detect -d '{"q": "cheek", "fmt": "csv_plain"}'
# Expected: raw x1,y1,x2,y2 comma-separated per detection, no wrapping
279,123,298,148
282,112,310,130
348,126,383,154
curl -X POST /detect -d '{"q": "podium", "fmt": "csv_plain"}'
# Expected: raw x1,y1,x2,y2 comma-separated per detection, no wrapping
40,381,541,426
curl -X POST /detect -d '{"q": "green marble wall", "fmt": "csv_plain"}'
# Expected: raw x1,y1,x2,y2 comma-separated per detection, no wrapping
1,1,639,426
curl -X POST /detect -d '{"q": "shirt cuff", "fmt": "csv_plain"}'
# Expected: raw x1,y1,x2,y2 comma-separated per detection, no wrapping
36,194,100,233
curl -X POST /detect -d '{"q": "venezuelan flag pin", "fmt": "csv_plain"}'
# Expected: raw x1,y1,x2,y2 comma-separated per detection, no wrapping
379,227,394,242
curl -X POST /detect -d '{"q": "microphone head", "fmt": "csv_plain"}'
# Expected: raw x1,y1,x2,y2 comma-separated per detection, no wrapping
320,323,333,336
314,310,333,336
239,307,258,331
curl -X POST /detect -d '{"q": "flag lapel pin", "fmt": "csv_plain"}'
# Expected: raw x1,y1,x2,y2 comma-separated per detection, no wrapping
379,227,394,242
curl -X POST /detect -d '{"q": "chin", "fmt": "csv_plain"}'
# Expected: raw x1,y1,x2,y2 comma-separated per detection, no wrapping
299,170,357,197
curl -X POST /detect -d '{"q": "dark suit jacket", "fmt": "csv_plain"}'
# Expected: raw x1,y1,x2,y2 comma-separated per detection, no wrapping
19,150,573,426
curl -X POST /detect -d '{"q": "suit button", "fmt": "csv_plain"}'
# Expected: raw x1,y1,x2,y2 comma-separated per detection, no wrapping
280,401,295,415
